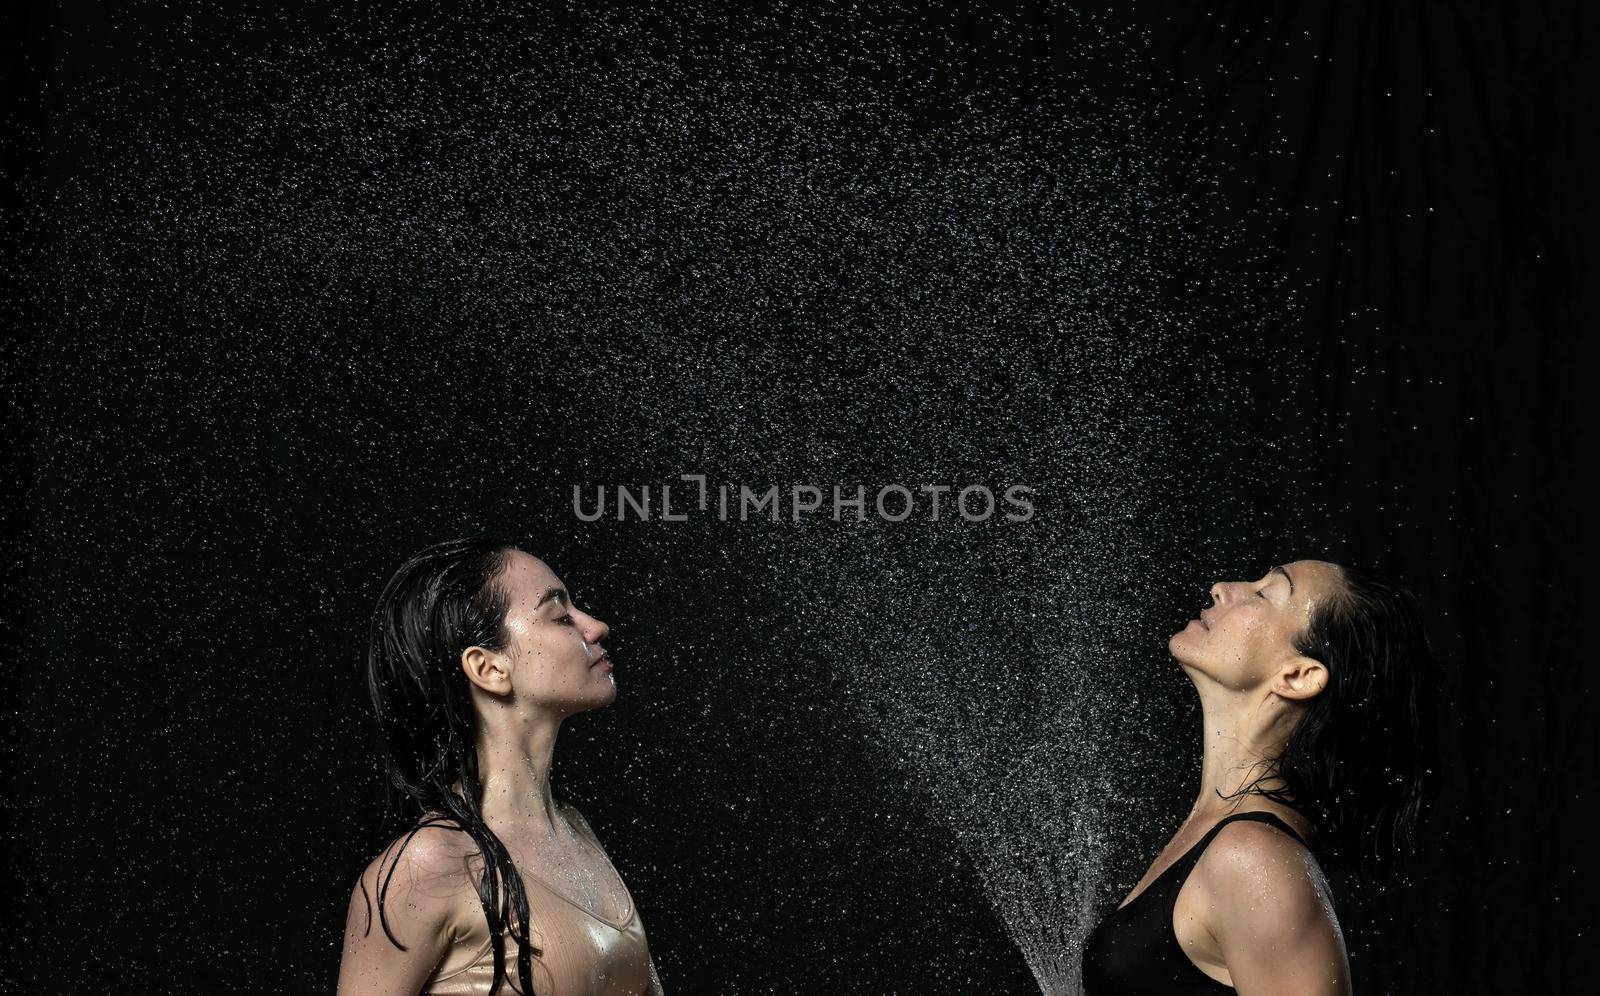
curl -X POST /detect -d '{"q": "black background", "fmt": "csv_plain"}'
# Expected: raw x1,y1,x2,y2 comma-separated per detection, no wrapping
4,2,1594,994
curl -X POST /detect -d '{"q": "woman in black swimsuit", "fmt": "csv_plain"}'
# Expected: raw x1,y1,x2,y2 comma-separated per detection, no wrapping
1081,560,1442,995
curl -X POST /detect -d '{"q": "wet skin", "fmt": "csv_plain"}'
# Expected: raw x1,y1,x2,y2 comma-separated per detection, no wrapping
336,551,665,996
1116,560,1352,995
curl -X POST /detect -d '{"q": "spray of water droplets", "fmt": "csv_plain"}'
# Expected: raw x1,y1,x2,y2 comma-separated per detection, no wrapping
19,4,1316,991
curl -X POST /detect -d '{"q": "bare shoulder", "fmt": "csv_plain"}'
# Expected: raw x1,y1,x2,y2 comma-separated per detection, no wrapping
336,822,486,994
1194,819,1336,934
375,820,482,884
1187,818,1351,993
347,821,482,946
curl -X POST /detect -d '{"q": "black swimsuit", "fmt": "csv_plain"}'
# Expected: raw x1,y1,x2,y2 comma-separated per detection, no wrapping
1080,811,1310,995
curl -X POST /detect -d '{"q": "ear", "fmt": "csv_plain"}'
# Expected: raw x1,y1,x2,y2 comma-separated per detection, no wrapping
461,645,513,695
1272,654,1328,702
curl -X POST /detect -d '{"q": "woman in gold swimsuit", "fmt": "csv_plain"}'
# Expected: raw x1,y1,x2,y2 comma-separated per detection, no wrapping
336,538,664,996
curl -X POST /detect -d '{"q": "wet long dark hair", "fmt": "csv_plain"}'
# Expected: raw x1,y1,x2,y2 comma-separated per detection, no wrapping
356,536,537,995
1224,562,1445,880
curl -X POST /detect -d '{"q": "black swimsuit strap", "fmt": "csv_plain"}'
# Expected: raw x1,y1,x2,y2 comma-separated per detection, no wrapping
1197,810,1309,855
1160,811,1310,892
1118,810,1311,914
1145,812,1311,925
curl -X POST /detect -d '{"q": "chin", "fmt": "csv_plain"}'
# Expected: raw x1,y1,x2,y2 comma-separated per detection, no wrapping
1167,636,1207,674
1167,628,1194,659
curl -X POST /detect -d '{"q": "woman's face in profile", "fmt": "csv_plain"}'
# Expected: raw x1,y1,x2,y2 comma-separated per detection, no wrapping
1169,558,1343,690
488,549,617,713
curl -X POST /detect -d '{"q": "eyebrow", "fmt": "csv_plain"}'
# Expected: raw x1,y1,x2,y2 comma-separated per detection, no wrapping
1272,565,1295,596
534,586,569,610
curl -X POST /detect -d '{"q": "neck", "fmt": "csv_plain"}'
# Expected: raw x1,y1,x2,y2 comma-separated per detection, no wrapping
1188,676,1300,819
474,706,566,835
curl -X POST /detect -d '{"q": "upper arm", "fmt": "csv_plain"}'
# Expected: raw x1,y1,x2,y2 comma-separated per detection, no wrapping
1197,824,1351,996
335,826,479,996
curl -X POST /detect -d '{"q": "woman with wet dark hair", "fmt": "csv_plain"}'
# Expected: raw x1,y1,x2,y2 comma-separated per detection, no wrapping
336,537,664,996
1081,560,1443,995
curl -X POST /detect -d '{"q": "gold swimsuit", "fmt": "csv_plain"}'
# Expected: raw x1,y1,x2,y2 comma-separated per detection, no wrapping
420,860,652,995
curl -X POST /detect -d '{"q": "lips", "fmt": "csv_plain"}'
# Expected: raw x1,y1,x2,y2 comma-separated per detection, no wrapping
591,652,612,669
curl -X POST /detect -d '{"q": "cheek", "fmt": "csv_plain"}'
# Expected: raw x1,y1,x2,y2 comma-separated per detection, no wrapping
525,627,584,660
1219,618,1262,652
1199,617,1267,667
512,652,556,691
512,638,586,686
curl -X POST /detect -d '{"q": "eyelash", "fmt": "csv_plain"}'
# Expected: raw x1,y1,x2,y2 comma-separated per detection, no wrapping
557,613,575,625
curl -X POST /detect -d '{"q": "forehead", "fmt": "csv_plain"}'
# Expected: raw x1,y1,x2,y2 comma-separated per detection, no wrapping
1283,559,1343,600
499,550,562,602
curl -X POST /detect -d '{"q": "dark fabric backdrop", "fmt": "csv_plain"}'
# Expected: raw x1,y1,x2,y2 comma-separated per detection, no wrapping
4,2,1593,993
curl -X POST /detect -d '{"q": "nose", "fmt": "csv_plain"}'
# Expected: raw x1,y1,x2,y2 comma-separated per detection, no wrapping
582,612,610,647
1209,582,1225,604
